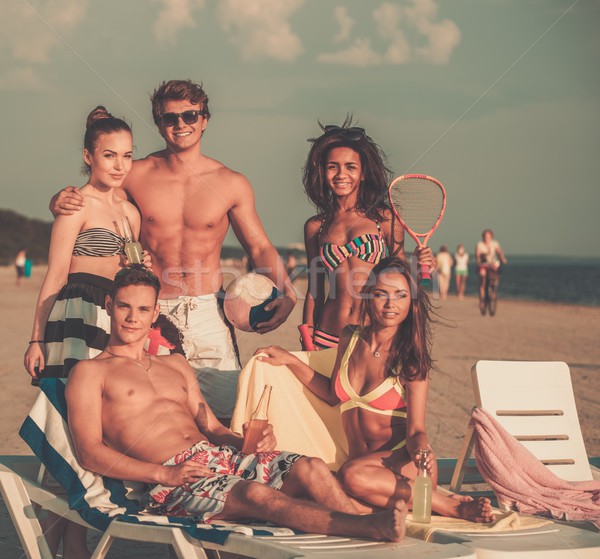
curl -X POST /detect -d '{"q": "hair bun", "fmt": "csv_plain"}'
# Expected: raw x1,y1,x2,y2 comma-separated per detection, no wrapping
86,105,112,128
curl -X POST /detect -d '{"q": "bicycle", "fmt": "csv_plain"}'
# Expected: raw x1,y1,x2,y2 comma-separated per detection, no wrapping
479,261,501,316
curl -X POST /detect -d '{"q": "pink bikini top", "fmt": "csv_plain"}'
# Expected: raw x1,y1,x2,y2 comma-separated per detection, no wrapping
334,329,407,417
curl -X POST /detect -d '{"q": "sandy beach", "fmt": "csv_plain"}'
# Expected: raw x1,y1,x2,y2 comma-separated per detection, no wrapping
1,264,599,556
3,265,598,457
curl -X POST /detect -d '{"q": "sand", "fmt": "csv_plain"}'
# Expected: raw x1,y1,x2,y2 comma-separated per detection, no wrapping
1,264,599,556
1,264,599,457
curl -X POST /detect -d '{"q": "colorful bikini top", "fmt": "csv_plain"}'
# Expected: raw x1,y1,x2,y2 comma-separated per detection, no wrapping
335,329,407,417
319,219,389,272
72,228,125,257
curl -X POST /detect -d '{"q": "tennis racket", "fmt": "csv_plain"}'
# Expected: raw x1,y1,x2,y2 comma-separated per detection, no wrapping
388,174,447,285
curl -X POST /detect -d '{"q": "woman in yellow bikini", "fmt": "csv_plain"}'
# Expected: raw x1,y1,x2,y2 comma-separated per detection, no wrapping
258,257,494,522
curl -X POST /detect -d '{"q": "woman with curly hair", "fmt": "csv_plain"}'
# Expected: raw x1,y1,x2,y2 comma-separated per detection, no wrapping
299,119,435,350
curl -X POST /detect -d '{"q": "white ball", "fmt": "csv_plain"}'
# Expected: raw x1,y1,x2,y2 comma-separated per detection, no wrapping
223,273,279,332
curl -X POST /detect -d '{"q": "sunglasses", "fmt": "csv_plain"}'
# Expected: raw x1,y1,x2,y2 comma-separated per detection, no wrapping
160,110,205,127
322,125,366,141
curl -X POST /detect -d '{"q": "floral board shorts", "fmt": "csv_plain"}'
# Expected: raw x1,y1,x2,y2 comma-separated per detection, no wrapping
145,441,302,522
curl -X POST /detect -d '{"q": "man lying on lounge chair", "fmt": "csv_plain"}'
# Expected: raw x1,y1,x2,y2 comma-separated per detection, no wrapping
65,266,406,542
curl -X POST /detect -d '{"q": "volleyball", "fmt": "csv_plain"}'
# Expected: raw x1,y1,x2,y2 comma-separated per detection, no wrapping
223,273,280,332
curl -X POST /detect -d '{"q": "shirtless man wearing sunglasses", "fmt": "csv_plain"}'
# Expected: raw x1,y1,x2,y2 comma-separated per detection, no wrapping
50,80,297,424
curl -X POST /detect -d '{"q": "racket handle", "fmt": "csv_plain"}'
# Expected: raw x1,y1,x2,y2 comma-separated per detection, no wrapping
419,264,432,286
298,324,316,351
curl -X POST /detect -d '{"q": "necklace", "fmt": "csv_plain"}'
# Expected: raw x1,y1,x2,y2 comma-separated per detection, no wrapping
105,349,152,372
363,332,395,358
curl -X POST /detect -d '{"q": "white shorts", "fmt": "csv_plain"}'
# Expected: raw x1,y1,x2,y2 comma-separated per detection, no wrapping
158,294,240,418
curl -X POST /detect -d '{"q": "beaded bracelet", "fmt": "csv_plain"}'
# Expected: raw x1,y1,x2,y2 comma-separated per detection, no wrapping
28,340,45,344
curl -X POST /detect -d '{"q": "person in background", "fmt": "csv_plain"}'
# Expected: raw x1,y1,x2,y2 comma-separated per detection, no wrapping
15,247,27,286
476,229,507,314
454,244,469,299
286,250,298,283
300,119,434,350
435,245,453,301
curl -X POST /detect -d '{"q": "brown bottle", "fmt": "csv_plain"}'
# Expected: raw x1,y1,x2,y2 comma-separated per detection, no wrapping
241,384,272,454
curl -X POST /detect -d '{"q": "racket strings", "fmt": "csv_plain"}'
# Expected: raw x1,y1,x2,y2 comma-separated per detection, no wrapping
389,179,444,235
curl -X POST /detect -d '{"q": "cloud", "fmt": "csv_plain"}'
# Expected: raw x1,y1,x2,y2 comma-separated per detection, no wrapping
0,67,51,91
333,5,354,45
373,3,410,64
414,18,461,64
216,0,304,62
0,0,88,63
153,0,205,45
403,0,461,64
317,38,382,66
320,0,460,66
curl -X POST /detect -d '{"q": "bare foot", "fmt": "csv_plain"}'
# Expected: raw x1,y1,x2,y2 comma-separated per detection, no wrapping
456,497,495,523
369,500,407,541
450,493,473,502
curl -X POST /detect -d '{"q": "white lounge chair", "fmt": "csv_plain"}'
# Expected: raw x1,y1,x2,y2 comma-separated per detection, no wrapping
451,360,599,493
441,360,600,558
0,378,476,559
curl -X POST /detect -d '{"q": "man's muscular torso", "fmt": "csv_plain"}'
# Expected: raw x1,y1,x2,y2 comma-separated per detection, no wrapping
124,151,241,297
98,354,208,464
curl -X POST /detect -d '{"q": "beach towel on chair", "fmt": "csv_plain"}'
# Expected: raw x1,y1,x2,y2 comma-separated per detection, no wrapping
231,349,349,470
471,406,600,524
19,379,295,545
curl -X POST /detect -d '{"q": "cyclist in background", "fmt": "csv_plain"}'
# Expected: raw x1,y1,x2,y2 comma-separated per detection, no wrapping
476,229,507,315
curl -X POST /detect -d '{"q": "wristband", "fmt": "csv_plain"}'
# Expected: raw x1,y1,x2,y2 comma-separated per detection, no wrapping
29,340,45,344
298,324,316,351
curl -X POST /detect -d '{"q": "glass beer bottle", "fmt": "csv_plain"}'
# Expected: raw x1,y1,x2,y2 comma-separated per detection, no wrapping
412,449,432,523
115,216,143,265
242,384,272,454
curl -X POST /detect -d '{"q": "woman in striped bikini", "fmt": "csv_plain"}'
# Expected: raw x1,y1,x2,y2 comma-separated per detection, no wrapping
257,257,493,522
22,105,147,559
299,119,435,350
24,106,149,384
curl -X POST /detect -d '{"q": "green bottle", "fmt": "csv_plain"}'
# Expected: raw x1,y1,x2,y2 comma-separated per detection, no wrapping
412,449,432,523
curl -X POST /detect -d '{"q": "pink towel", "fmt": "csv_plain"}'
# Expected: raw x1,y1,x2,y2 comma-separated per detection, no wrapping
471,407,600,524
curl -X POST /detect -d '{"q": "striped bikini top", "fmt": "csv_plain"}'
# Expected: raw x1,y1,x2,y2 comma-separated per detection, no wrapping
335,329,407,417
72,228,125,257
319,219,389,272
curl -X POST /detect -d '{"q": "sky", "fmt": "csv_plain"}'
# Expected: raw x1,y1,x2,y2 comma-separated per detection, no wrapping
1,0,599,258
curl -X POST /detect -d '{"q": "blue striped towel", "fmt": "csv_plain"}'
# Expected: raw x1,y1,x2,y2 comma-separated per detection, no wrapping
19,379,295,545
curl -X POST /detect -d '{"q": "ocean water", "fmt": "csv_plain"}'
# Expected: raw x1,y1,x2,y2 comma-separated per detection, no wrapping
452,256,600,307
223,247,600,308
